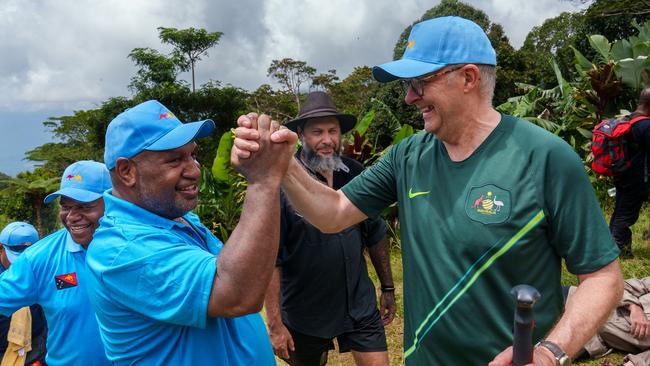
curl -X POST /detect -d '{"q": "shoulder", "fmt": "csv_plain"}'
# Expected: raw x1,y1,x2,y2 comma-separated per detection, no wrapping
23,229,67,259
501,114,577,158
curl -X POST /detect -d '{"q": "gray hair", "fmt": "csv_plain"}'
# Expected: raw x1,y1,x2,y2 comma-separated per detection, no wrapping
445,64,496,104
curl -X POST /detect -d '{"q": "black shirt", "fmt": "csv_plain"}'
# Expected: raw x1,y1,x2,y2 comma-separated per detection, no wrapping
620,113,650,181
277,153,387,338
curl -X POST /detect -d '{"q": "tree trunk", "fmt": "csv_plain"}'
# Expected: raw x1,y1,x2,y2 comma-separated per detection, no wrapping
31,195,44,238
192,61,196,93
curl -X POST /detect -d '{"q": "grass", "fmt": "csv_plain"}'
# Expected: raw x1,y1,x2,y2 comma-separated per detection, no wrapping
274,202,650,366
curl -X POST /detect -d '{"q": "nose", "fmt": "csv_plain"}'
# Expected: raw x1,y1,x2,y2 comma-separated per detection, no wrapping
183,156,201,180
404,86,421,105
66,207,82,222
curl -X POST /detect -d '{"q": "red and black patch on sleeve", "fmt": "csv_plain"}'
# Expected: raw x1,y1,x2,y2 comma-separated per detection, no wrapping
55,272,78,290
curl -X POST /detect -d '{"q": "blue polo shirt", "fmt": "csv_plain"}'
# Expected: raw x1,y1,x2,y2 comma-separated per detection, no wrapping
0,229,110,366
85,192,275,365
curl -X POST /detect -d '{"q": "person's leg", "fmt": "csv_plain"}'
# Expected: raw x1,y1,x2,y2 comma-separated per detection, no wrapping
610,172,646,256
337,311,388,366
281,326,334,366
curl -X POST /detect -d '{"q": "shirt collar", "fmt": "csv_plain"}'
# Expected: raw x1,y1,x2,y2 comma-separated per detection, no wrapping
102,190,191,230
65,231,85,253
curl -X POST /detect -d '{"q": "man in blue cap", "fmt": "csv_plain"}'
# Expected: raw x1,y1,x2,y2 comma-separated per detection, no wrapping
233,16,624,365
0,222,47,366
0,160,111,366
85,100,296,365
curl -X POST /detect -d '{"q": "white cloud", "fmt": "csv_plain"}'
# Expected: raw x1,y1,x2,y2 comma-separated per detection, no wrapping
0,0,589,174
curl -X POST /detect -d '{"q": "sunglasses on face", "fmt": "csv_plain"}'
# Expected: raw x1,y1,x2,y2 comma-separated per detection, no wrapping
400,65,465,97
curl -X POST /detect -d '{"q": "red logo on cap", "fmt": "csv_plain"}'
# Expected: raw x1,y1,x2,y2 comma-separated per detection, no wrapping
66,175,82,181
159,112,175,120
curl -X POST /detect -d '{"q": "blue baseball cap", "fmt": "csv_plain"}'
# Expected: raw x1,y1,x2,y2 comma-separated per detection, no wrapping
44,160,112,204
373,16,497,82
104,100,215,169
0,222,39,263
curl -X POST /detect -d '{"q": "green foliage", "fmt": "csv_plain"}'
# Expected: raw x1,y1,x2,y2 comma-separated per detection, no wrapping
0,169,60,236
501,20,650,199
128,47,187,93
157,27,223,92
267,58,316,109
519,12,587,88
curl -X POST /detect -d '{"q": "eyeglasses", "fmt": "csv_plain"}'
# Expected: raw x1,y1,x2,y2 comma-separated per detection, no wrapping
401,65,465,97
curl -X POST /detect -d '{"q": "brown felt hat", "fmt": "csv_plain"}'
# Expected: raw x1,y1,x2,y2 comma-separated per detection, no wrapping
285,91,356,133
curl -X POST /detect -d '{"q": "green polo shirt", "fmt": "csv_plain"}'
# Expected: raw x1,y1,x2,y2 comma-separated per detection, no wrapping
341,114,619,365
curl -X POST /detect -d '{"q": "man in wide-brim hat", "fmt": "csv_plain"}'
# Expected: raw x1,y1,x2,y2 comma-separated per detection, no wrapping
265,91,395,366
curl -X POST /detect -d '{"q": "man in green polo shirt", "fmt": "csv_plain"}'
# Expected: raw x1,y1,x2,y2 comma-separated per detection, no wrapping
233,16,623,366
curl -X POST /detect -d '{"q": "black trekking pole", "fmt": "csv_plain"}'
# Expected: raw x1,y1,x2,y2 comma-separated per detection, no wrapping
511,284,541,366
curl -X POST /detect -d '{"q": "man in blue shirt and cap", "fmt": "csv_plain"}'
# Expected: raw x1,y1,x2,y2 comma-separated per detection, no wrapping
232,16,624,366
0,160,111,366
86,100,297,365
0,222,47,366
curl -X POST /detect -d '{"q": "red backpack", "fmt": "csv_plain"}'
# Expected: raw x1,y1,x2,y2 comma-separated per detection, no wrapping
591,115,649,176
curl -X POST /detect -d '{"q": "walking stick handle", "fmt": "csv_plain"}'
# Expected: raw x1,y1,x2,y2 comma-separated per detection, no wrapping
511,284,541,366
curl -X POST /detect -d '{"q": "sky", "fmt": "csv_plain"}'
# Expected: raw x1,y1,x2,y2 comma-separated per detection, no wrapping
0,0,587,176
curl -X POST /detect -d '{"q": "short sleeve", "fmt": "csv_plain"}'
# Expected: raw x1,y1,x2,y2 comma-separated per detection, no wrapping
0,255,39,316
100,234,217,328
360,216,388,248
342,146,399,219
540,141,619,274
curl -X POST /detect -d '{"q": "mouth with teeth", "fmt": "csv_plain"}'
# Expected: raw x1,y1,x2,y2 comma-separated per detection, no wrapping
68,223,92,233
177,183,198,199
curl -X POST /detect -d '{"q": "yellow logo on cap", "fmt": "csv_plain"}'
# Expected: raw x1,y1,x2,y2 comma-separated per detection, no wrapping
408,40,415,48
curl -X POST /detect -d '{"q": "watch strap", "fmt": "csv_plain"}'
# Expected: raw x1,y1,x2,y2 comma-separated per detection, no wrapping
535,340,571,366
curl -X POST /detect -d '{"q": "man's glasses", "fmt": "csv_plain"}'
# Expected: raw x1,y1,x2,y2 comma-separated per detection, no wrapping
401,65,465,97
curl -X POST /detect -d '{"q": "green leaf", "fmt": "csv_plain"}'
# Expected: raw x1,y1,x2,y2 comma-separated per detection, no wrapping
611,39,633,61
577,127,592,139
355,110,375,137
632,42,650,59
616,56,650,91
211,131,234,182
551,59,567,97
588,35,611,62
571,46,593,73
392,124,414,145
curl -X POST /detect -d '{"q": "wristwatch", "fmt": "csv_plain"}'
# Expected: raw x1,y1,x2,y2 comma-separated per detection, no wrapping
535,340,571,366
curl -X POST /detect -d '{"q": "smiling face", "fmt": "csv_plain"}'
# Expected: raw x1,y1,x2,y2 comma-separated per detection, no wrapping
59,197,105,248
404,65,467,138
130,141,201,219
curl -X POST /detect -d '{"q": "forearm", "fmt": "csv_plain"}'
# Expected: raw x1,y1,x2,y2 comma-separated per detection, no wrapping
367,236,393,288
264,268,284,329
209,183,281,317
543,260,623,358
282,158,366,233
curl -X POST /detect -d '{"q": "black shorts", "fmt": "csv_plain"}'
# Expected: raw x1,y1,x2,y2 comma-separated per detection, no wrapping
281,311,387,366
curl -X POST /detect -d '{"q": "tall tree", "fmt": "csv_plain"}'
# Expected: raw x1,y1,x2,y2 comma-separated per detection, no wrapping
267,58,316,110
128,47,186,93
519,12,587,88
157,27,223,93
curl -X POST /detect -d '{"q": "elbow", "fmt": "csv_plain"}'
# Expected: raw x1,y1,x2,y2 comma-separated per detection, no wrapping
208,294,265,318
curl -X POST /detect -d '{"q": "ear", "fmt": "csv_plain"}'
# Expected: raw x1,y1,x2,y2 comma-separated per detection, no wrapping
113,157,138,188
460,64,481,94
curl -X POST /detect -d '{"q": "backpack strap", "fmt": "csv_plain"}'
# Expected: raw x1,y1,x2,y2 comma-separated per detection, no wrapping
628,115,650,125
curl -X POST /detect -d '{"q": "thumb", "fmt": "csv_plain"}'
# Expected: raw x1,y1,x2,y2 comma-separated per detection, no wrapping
271,127,298,144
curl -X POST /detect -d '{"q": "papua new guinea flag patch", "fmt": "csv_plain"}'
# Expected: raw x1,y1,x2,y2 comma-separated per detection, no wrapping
55,272,78,290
